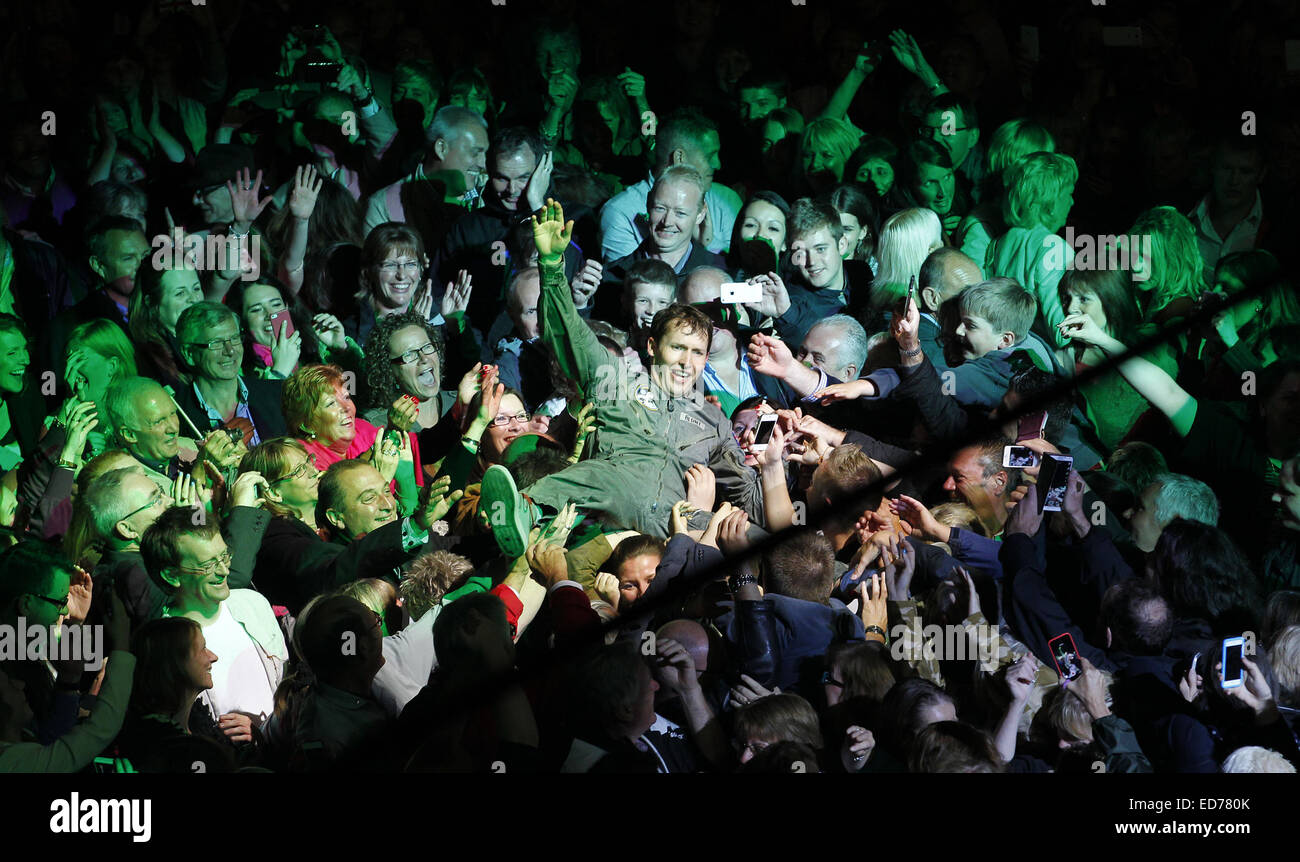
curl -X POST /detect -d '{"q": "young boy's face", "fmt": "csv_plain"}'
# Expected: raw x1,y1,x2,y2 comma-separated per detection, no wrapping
952,312,1010,361
625,280,675,334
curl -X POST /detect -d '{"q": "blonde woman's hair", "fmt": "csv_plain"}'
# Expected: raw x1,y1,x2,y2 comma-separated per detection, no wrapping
871,208,943,307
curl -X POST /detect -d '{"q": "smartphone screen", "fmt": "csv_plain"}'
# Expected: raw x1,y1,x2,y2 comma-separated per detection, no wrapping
752,414,777,448
1222,637,1245,688
1003,445,1038,469
1049,633,1081,681
1039,454,1073,513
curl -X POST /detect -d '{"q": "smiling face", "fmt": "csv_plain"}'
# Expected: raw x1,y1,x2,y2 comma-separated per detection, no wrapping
483,393,529,463
124,388,181,461
169,532,232,609
838,213,866,259
739,200,787,254
489,145,537,211
309,383,357,446
241,283,287,349
942,448,1005,525
436,123,489,192
647,321,710,398
789,226,847,290
0,329,30,395
158,269,205,335
953,312,1010,361
647,179,705,257
800,322,854,381
625,280,675,335
857,158,895,199
732,407,760,466
266,449,322,510
186,629,218,691
328,463,398,540
373,246,423,313
389,325,441,399
186,315,243,384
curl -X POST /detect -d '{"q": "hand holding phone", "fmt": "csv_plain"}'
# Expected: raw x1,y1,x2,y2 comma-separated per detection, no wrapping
1221,637,1246,689
1049,632,1082,681
751,413,778,452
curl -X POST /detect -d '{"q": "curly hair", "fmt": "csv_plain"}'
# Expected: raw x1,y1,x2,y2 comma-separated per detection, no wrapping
401,550,475,621
362,310,444,410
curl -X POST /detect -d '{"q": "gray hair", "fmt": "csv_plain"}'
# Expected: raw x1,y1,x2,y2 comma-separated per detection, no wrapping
104,376,167,445
82,466,150,541
1221,746,1296,773
426,105,487,146
1151,472,1220,528
810,314,868,381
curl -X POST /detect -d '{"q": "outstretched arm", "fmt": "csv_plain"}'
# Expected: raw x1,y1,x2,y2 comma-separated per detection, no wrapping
533,199,611,398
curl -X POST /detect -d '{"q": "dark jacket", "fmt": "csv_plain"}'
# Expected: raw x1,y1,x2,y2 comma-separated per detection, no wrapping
719,593,864,696
171,377,289,443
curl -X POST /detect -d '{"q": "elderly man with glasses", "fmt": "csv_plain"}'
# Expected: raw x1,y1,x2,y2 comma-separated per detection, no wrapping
171,301,290,453
79,464,272,627
142,507,287,736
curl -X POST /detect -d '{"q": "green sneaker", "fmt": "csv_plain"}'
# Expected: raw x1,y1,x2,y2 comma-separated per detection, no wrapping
480,465,537,558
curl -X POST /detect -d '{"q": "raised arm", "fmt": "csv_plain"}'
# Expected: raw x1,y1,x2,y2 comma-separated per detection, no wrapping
534,199,611,397
1060,314,1196,437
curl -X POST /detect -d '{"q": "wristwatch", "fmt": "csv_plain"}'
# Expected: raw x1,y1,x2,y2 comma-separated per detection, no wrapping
732,574,759,590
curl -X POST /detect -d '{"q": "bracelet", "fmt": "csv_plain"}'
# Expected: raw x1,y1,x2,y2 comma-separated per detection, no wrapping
901,345,923,357
56,458,79,471
228,225,249,239
732,574,759,589
864,624,888,642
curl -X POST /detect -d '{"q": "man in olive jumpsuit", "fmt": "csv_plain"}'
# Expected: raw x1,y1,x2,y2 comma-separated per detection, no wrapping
481,199,764,556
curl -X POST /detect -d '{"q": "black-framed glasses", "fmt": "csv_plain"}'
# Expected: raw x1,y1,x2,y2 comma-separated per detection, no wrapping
820,670,845,687
28,592,70,611
390,342,437,366
490,411,530,427
733,739,772,756
174,550,233,577
918,124,969,136
193,335,242,353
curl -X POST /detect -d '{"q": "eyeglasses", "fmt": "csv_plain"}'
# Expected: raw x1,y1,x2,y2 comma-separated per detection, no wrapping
379,259,422,275
174,550,233,577
29,592,70,611
121,488,167,522
918,124,970,136
733,739,772,756
273,457,317,484
490,411,530,427
820,670,845,687
193,335,242,353
390,342,438,366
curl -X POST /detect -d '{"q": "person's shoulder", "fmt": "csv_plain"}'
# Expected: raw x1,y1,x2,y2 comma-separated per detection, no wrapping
708,181,743,211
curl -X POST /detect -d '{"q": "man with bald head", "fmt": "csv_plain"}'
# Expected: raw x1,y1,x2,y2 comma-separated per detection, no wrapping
916,246,982,369
493,267,550,410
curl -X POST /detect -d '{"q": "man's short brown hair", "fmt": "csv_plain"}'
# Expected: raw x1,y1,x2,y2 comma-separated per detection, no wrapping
647,303,713,353
813,444,883,527
765,529,836,604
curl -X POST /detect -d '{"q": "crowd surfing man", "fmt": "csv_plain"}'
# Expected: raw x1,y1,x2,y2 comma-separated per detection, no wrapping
0,5,1298,776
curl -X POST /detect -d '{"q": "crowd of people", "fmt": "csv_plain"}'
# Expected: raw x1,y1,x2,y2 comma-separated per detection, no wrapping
1,0,1299,773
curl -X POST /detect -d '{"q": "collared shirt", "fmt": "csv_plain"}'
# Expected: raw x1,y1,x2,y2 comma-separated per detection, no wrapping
599,171,742,260
699,352,759,417
193,376,261,447
1190,191,1263,281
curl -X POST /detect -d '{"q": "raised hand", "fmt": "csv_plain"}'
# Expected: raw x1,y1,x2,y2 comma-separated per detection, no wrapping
569,259,602,310
670,500,696,536
524,150,556,214
413,278,435,321
889,494,947,541
414,474,464,531
729,673,778,708
1005,482,1044,537
716,508,751,556
1221,654,1280,722
367,428,402,483
525,533,569,587
593,572,621,608
891,285,922,351
388,396,420,432
530,198,573,264
456,362,484,409
441,269,473,318
226,167,273,226
66,566,94,624
743,272,791,320
1004,654,1037,703
59,400,99,468
651,637,700,697
746,332,795,379
889,30,935,82
617,67,647,102
857,573,888,633
229,470,269,509
841,725,876,772
312,313,347,351
571,401,597,462
540,501,580,548
270,316,303,378
289,164,324,221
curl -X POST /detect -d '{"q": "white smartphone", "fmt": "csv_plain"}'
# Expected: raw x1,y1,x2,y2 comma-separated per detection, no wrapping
1003,445,1039,469
722,281,763,304
751,413,778,452
1221,637,1246,689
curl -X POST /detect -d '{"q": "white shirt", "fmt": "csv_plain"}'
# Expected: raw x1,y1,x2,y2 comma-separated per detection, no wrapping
202,602,277,724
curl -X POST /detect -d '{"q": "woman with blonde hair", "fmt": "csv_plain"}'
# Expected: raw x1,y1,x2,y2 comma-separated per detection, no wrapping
869,208,943,317
800,117,862,193
955,119,1055,266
